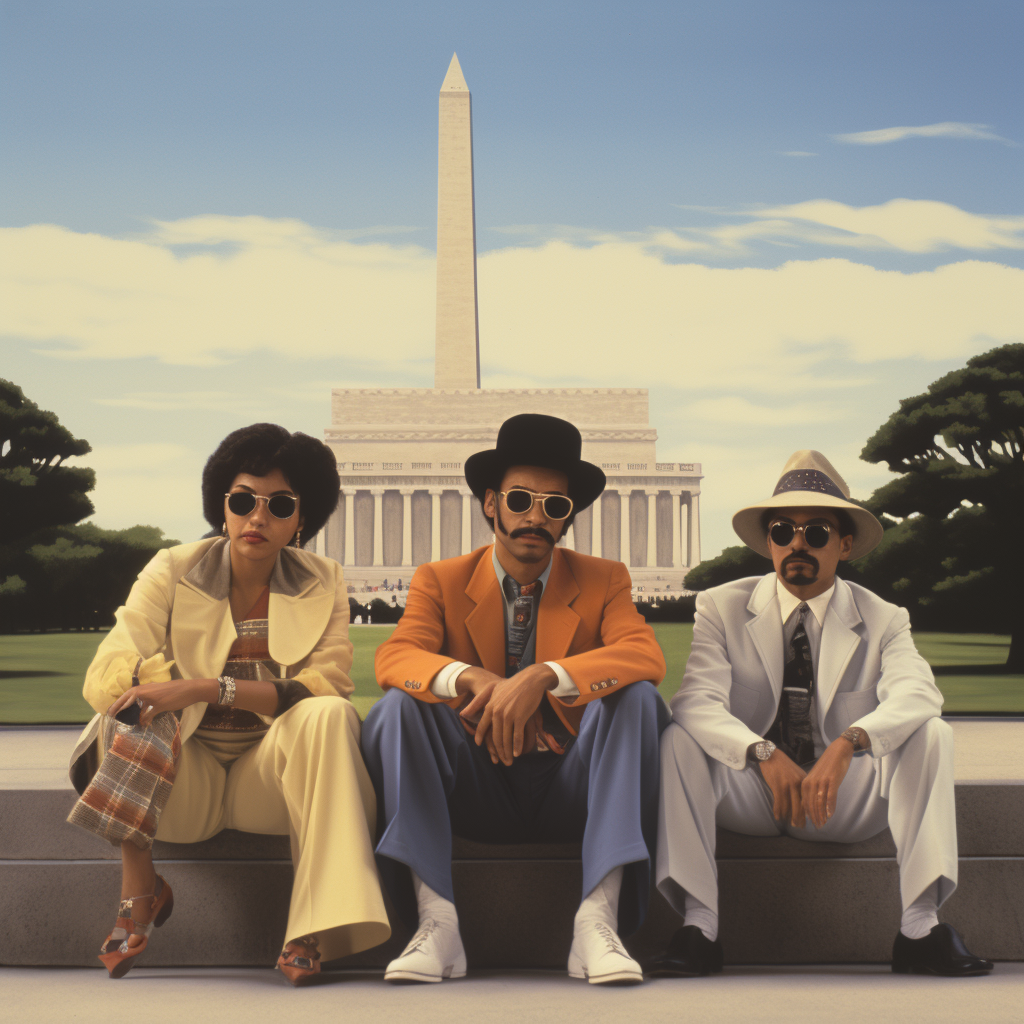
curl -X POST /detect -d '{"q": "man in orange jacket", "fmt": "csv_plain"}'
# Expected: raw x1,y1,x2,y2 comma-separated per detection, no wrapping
362,414,669,984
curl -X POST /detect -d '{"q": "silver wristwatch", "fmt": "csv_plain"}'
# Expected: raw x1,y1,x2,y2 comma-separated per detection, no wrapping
750,739,776,763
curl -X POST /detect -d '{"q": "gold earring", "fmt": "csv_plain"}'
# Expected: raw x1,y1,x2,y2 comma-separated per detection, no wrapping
221,522,227,537
293,528,302,548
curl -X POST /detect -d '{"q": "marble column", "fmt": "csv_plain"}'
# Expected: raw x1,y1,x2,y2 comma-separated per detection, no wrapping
691,493,701,566
462,492,472,554
681,494,691,566
591,493,602,558
646,489,658,568
619,490,631,566
343,488,355,566
401,489,413,567
671,490,683,569
430,488,442,562
371,488,384,566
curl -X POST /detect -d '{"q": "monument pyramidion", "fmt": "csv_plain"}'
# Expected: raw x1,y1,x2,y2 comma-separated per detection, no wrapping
320,55,702,597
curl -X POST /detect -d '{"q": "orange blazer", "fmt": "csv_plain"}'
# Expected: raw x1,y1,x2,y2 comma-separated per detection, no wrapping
374,544,666,736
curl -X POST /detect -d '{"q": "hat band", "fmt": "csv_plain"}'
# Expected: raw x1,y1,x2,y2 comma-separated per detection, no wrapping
772,469,846,501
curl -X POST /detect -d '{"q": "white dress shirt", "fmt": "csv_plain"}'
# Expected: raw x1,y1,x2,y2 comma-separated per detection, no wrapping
429,547,578,700
776,578,835,759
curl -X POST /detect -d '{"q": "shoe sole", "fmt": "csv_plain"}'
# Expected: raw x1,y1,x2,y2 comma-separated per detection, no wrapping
384,967,466,983
569,967,643,985
892,964,994,977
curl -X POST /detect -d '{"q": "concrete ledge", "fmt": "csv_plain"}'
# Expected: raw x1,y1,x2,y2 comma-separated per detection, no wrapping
3,857,1020,968
2,721,1021,968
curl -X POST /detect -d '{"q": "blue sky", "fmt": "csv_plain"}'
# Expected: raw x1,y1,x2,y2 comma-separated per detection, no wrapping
2,0,1022,558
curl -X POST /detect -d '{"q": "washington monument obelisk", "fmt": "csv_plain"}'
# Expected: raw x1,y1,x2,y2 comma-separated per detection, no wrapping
435,54,480,389
321,55,702,592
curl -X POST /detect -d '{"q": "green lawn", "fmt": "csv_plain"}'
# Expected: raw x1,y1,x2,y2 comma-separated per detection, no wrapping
1,625,1020,723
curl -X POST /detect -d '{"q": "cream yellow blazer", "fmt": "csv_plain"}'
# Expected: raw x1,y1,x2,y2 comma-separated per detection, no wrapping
69,537,353,789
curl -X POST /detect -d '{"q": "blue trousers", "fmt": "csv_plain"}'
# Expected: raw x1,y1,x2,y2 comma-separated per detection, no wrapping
361,681,669,936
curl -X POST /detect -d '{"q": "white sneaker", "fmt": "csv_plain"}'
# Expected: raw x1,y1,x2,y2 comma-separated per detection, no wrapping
568,921,644,984
384,918,467,983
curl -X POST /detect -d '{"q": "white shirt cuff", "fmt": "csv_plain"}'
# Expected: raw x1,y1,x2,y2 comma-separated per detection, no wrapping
545,661,578,701
430,661,471,699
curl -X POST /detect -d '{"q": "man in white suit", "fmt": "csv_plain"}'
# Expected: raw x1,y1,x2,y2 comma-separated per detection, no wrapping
652,451,991,977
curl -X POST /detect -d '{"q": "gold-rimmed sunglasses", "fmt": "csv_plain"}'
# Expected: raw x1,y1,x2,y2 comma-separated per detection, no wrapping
500,488,574,521
225,491,298,520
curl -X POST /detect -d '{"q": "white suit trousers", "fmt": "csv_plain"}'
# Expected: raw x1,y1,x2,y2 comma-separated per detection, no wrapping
656,717,958,917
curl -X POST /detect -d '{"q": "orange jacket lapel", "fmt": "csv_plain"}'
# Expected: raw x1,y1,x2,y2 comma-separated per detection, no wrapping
536,547,581,663
464,546,506,676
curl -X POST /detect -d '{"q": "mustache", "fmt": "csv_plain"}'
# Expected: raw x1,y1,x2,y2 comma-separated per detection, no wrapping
510,527,555,545
782,552,818,571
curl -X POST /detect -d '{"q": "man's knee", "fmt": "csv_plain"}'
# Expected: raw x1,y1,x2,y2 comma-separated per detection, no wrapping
660,721,705,772
903,715,953,755
606,679,663,719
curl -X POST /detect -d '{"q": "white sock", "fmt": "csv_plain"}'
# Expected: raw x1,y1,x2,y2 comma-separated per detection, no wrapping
574,866,623,932
900,881,940,940
411,871,459,932
684,892,719,942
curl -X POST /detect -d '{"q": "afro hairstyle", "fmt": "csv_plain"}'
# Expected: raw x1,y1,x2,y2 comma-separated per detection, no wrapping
201,423,340,546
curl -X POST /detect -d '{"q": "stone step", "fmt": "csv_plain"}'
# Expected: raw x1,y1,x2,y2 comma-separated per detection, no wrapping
4,854,1021,967
2,721,1021,967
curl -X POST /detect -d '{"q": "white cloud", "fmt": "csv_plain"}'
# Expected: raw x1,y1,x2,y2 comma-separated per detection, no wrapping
3,217,1022,397
0,219,435,365
831,122,1017,146
512,201,1024,257
750,199,1024,253
477,244,1023,388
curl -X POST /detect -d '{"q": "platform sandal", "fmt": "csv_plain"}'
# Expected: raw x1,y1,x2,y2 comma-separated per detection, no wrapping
276,934,321,986
98,874,174,978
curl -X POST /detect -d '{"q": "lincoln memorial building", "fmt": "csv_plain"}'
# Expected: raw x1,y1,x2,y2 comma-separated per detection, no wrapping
314,56,702,594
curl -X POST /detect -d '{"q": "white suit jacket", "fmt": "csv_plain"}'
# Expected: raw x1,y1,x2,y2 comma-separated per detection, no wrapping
670,573,943,793
69,537,353,789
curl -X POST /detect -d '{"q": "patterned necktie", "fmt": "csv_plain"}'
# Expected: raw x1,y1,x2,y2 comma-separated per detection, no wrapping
503,576,542,677
501,576,571,754
766,604,816,765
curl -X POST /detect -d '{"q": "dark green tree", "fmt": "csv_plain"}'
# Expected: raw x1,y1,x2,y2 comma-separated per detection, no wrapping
0,379,95,541
862,343,1024,669
684,544,767,591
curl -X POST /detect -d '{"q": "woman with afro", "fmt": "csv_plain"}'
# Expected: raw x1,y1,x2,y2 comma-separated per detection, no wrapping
67,423,389,983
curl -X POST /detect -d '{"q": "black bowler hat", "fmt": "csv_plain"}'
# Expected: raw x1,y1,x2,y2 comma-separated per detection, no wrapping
464,414,606,513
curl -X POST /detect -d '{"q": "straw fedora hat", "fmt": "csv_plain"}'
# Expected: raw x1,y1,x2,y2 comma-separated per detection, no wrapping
732,450,883,560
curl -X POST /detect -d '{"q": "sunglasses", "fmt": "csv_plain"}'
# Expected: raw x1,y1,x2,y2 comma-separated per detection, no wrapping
501,488,574,521
225,491,298,520
768,521,833,548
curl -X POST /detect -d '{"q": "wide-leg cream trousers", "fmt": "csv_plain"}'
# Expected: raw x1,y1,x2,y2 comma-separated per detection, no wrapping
656,717,958,918
157,696,390,961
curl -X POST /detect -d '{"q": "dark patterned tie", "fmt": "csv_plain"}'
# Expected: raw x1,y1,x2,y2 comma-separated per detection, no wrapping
766,604,815,765
501,576,572,754
503,576,542,677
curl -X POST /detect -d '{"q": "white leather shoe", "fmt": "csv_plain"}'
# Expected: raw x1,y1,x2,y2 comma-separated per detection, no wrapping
384,919,467,983
568,921,643,984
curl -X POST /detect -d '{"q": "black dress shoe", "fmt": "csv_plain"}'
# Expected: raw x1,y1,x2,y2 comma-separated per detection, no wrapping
891,923,994,976
646,925,724,977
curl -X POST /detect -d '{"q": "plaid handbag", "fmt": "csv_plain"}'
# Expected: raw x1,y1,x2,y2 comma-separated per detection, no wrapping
67,660,182,850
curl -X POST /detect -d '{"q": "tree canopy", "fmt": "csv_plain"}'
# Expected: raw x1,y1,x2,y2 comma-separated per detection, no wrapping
0,378,95,540
862,343,1024,668
1,382,178,632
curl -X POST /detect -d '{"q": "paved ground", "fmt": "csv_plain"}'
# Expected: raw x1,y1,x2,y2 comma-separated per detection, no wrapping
3,965,1022,1024
4,718,1022,789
